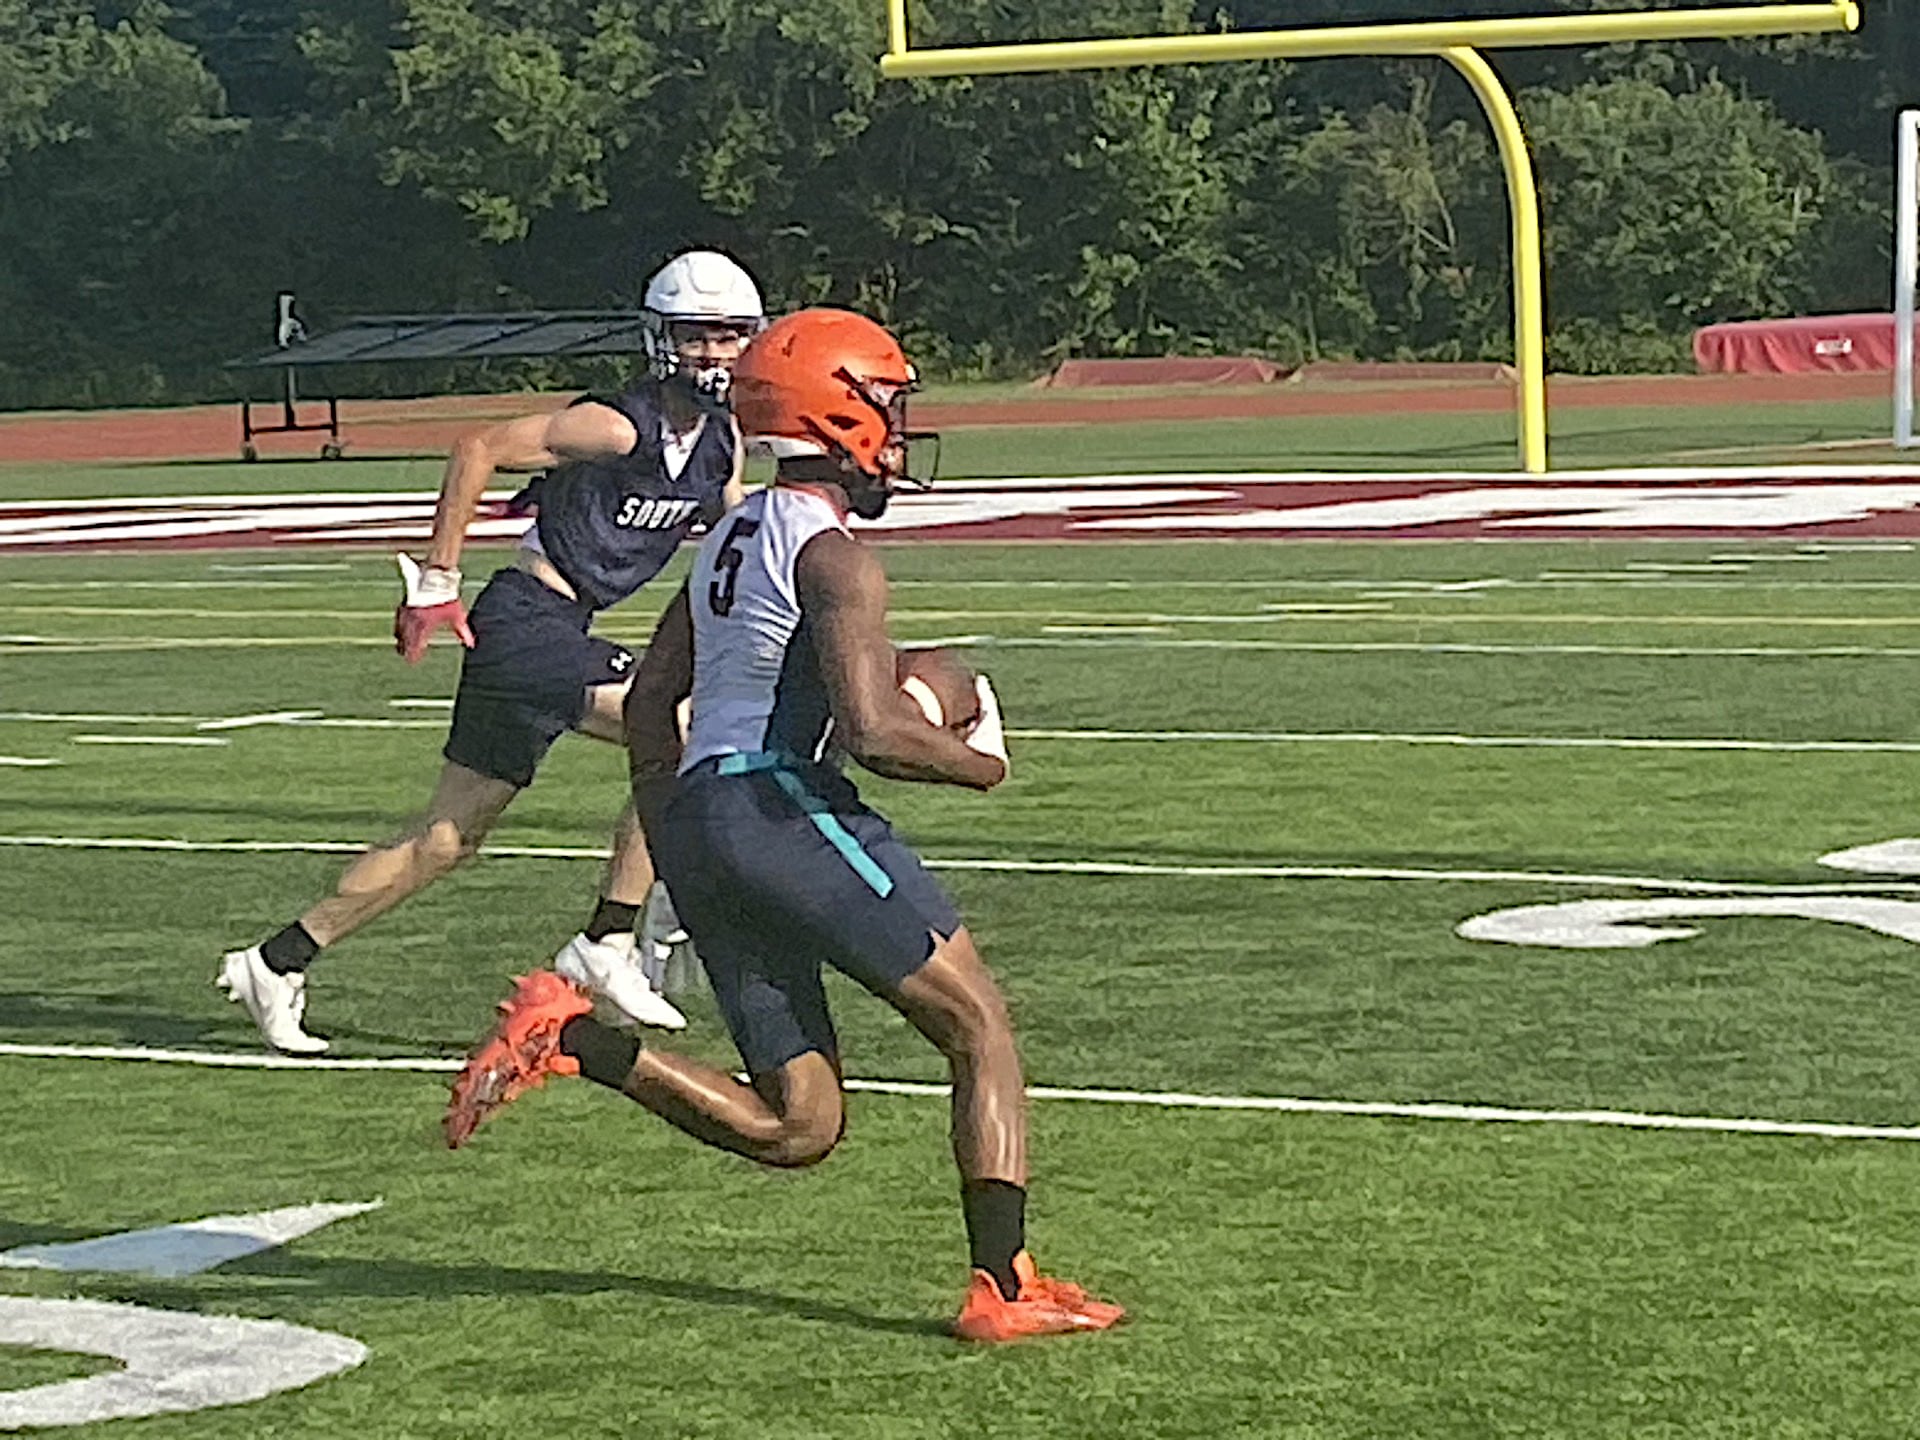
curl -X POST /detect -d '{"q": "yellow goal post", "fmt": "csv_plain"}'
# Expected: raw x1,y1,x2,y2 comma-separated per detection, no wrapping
878,1,1861,473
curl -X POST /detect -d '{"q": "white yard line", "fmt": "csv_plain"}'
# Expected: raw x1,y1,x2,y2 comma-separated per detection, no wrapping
6,706,1917,750
0,1040,1911,1144
1009,728,1920,753
69,736,229,748
0,711,203,724
0,757,58,767
0,638,396,654
0,833,1909,896
966,637,1920,658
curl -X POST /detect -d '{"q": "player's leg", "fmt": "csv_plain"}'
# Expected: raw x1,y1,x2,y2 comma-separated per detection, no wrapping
447,921,847,1167
548,673,687,1028
448,765,851,1160
815,802,1121,1339
217,759,516,1054
306,760,517,944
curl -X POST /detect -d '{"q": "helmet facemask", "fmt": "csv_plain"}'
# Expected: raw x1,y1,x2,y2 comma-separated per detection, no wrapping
826,369,939,519
643,313,763,410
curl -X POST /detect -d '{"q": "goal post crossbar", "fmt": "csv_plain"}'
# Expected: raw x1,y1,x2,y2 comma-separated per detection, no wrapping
877,1,1862,474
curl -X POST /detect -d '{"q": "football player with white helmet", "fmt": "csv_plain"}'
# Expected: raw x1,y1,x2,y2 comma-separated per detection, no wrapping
218,249,764,1055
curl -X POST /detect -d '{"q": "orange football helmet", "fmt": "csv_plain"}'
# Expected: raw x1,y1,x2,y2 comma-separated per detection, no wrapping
731,308,923,484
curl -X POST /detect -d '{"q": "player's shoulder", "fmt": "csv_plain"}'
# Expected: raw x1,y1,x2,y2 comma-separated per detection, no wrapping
795,520,881,604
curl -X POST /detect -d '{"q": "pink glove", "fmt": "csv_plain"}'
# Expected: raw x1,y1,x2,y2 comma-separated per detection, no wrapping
393,553,473,664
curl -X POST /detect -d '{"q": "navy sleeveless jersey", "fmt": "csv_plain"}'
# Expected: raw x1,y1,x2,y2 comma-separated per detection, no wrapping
530,383,736,611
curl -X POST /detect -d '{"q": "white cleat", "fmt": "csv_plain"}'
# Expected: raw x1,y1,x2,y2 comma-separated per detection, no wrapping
216,946,329,1054
553,931,687,1031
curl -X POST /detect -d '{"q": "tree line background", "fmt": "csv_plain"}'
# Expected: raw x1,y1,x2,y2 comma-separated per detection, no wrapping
0,0,1913,409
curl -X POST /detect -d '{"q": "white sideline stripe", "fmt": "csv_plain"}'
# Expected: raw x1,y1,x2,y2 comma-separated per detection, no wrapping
0,1041,1911,1144
388,698,454,709
1010,728,1920,753
0,833,1913,896
0,757,58,767
70,735,229,748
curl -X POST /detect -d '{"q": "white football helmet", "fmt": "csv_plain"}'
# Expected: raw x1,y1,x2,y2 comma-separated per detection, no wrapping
642,249,766,407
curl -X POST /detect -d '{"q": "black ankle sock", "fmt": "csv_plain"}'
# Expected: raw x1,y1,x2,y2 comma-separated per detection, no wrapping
962,1180,1027,1301
559,1015,641,1089
585,898,640,943
260,922,320,975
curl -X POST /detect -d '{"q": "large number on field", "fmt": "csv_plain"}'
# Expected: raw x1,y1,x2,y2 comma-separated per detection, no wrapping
707,516,761,618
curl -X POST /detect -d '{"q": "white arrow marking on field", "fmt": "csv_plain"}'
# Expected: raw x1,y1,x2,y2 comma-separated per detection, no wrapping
0,1201,381,1278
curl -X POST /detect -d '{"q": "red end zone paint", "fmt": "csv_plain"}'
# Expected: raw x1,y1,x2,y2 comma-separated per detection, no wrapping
11,469,1920,551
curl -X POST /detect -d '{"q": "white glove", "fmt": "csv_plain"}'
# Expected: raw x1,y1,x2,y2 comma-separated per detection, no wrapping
396,552,463,606
964,674,1008,770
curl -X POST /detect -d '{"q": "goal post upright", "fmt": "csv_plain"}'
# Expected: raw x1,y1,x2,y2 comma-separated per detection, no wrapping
1898,108,1918,450
878,1,1861,475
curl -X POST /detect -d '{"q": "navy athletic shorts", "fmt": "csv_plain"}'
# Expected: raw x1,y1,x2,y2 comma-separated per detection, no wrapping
442,567,633,787
654,756,963,1076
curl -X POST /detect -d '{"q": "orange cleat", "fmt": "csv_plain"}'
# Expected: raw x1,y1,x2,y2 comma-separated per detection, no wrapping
444,970,592,1149
951,1251,1125,1342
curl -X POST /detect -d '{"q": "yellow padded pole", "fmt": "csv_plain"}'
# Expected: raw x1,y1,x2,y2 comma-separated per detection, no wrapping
1444,48,1547,474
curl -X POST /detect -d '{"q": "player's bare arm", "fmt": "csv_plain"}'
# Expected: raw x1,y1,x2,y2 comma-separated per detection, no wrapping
625,585,694,829
424,402,640,572
721,415,748,511
800,529,1006,790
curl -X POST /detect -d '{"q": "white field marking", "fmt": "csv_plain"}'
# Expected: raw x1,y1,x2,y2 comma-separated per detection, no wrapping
70,735,229,748
0,606,382,620
962,636,1920,658
0,1201,382,1278
892,609,1920,629
1007,727,1920,754
0,1297,367,1430
1796,542,1915,553
1459,896,1920,949
0,833,1914,897
1820,839,1920,875
0,711,202,724
0,580,336,591
209,562,354,572
195,711,323,731
0,1040,1915,1145
1041,624,1174,635
1,638,394,654
279,718,441,729
1622,563,1752,574
0,757,59,767
894,574,1920,591
387,698,453,709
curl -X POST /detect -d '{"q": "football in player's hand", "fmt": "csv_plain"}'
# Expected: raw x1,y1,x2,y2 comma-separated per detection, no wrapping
896,646,982,735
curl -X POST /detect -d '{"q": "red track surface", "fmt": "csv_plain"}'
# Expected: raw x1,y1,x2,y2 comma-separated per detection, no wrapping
0,371,1892,466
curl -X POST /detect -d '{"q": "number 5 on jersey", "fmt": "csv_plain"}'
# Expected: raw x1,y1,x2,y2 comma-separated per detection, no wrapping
708,516,761,618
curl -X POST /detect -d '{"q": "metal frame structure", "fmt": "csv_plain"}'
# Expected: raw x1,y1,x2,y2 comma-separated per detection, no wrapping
225,310,648,462
878,0,1861,472
1898,108,1918,450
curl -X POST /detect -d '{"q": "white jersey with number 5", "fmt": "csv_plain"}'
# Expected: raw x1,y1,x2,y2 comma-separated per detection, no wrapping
681,486,848,774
